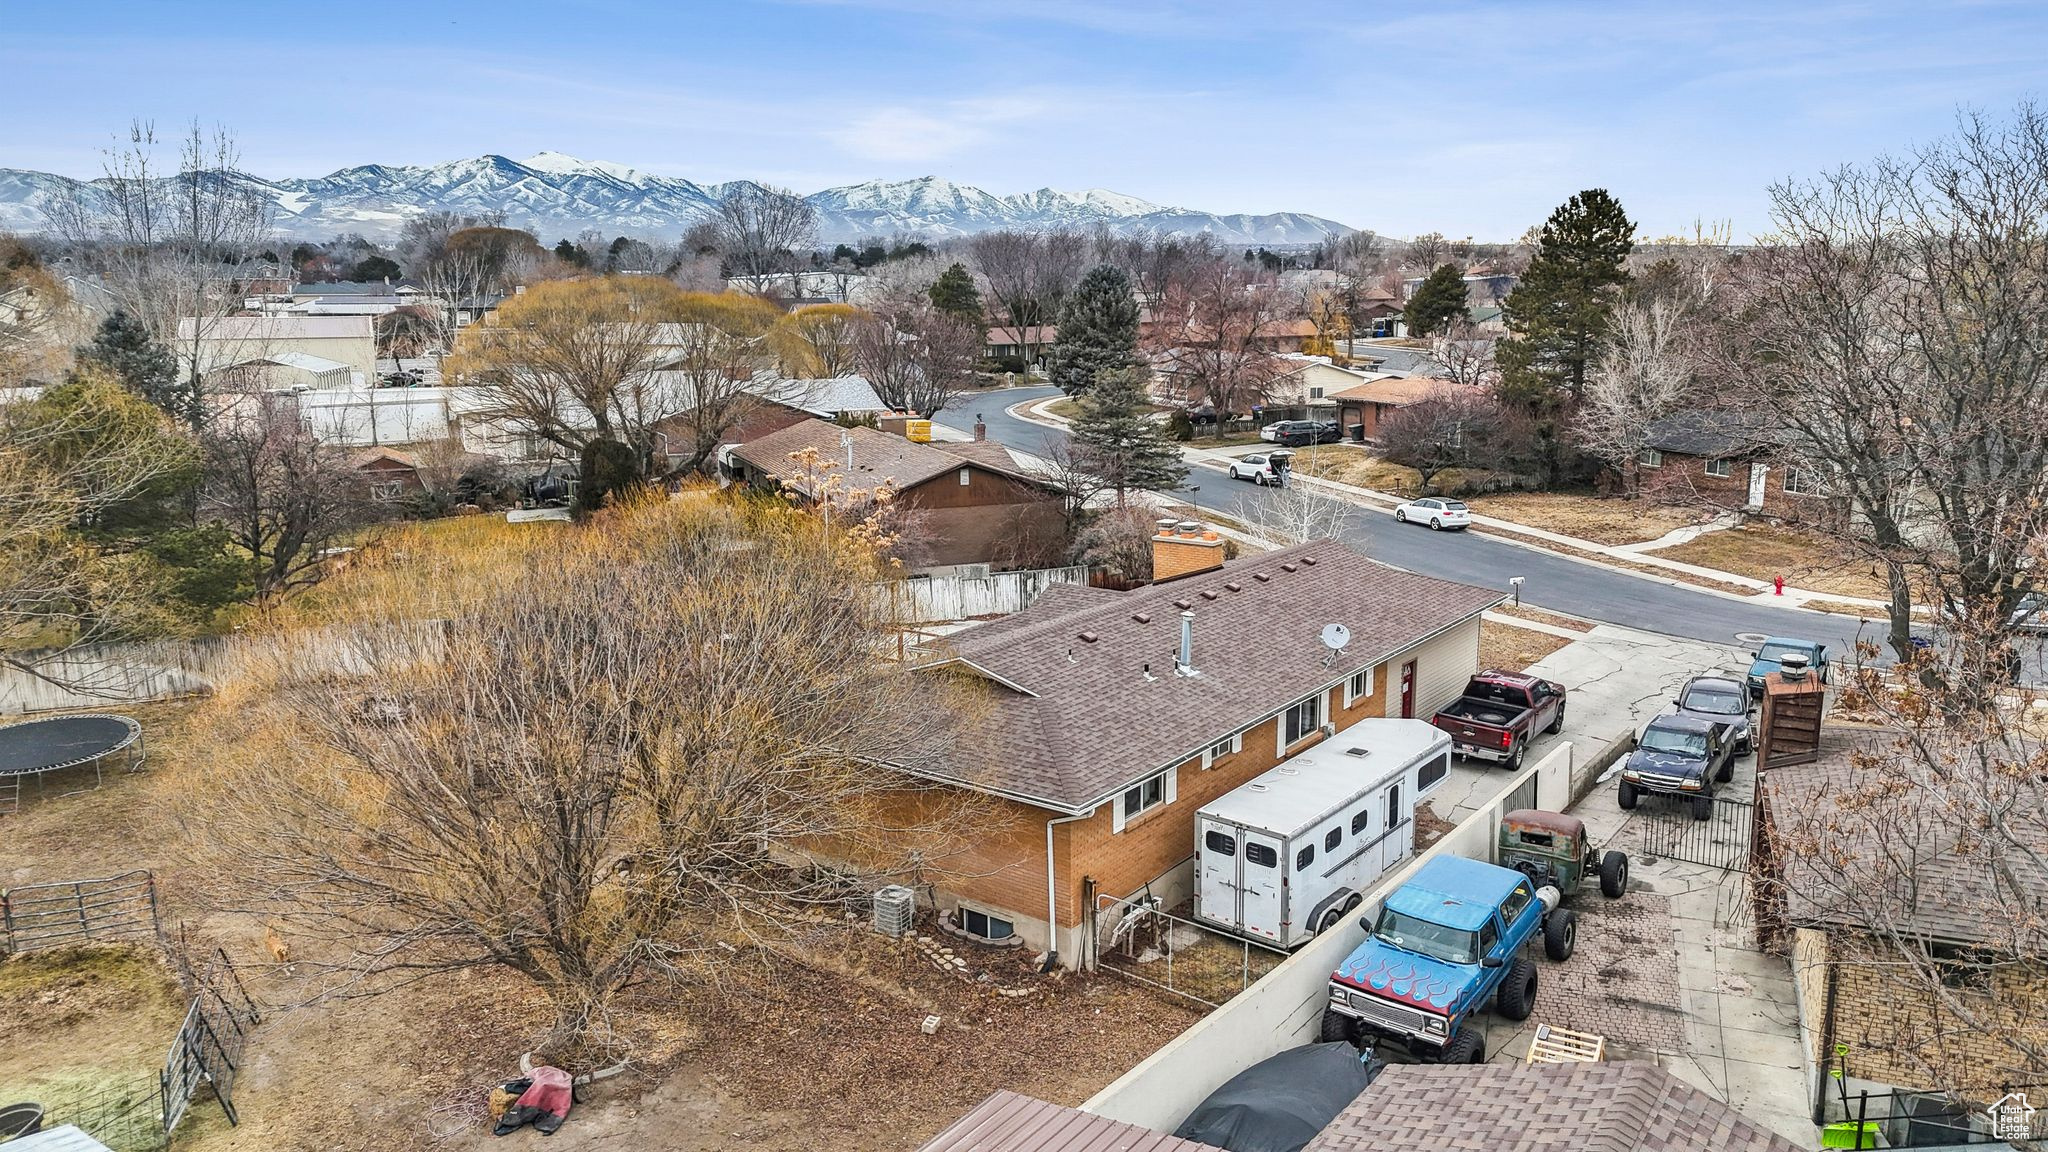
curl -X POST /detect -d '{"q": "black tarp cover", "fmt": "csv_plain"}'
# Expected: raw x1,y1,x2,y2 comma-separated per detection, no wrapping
1171,1042,1385,1152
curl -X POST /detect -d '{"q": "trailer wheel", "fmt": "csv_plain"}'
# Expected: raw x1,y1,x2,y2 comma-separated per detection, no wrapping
1318,1008,1358,1046
1599,850,1629,898
1317,905,1346,934
1617,780,1638,809
1495,957,1538,1021
1543,908,1578,961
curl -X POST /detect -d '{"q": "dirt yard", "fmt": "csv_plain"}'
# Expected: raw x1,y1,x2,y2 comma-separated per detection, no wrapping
1479,619,1573,673
1463,492,1715,547
0,701,1202,1152
1645,522,1898,599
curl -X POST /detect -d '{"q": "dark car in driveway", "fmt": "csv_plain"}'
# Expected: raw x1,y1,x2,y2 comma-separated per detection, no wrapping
1670,675,1753,756
1275,420,1342,447
1617,714,1734,820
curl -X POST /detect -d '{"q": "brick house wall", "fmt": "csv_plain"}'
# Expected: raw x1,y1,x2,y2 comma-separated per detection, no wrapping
1790,928,2048,1092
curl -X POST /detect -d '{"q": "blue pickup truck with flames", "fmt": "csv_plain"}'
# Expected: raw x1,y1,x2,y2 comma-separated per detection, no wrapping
1320,855,1578,1063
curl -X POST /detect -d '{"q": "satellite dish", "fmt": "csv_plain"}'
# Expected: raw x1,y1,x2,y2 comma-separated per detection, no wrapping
1320,623,1351,652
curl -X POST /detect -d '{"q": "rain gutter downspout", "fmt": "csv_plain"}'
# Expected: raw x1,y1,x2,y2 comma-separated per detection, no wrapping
1045,810,1093,970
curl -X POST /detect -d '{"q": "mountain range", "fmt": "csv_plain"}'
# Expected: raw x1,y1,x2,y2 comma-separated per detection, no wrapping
0,151,1354,246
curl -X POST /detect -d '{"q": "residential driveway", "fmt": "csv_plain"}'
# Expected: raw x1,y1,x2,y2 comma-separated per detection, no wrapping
1525,625,1753,777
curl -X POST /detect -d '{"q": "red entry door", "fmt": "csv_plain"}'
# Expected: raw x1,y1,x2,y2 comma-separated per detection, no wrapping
1399,660,1417,718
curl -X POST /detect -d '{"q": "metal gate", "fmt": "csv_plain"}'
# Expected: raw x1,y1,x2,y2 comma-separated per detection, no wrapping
1634,797,1755,872
0,870,159,954
1091,893,1287,1008
161,949,261,1134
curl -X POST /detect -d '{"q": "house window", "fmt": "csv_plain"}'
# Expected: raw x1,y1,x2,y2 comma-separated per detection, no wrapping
1281,693,1323,748
959,468,971,486
1203,733,1242,768
1310,386,1325,399
1705,457,1732,479
1417,753,1449,793
1783,466,1827,496
1928,942,1999,993
1639,448,1664,469
1346,667,1375,706
1324,826,1342,852
958,905,1014,942
1113,768,1177,833
368,480,403,502
1295,844,1315,870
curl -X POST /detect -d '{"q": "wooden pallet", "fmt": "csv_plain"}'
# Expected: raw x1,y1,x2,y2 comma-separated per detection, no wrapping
1526,1022,1606,1064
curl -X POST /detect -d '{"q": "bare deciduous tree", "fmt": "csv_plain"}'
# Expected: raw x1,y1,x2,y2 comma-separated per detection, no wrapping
967,228,1088,365
193,496,986,1060
1573,299,1697,496
713,184,818,286
851,301,980,417
201,394,364,598
1227,484,1361,548
1426,317,1501,392
1732,103,2048,665
1145,258,1289,438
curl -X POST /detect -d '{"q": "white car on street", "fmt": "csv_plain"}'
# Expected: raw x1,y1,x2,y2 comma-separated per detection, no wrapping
1227,453,1287,486
1393,497,1472,530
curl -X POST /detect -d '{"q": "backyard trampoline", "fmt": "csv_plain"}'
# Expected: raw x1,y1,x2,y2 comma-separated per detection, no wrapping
0,713,143,813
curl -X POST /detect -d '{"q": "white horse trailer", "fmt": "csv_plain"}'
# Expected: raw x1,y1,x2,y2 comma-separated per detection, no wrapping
1193,718,1453,948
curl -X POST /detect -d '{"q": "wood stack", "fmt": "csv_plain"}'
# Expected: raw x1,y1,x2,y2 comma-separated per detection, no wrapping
1759,664,1826,770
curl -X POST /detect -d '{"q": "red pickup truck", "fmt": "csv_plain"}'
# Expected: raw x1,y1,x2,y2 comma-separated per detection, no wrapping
1431,671,1567,770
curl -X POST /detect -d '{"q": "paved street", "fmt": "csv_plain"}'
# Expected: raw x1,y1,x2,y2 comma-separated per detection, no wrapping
937,387,1896,658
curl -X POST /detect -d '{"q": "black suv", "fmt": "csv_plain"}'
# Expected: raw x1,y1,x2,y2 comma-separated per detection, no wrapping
1276,420,1341,447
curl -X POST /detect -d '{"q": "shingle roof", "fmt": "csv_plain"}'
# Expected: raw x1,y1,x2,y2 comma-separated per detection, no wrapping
1306,1062,1804,1152
176,314,374,341
921,541,1500,810
987,325,1058,345
1324,375,1476,407
729,421,1045,495
1643,408,1781,458
1763,729,2048,947
917,1092,1214,1152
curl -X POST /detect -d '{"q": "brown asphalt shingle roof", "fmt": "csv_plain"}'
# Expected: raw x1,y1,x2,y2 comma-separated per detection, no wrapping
1307,1062,1804,1152
1762,728,2048,947
921,540,1500,810
1324,375,1477,406
730,421,1045,495
917,1092,1213,1152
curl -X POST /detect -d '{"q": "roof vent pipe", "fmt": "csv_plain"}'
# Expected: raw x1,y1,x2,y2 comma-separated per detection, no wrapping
1176,610,1199,677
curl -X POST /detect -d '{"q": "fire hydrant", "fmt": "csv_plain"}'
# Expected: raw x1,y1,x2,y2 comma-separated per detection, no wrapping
1773,575,1785,596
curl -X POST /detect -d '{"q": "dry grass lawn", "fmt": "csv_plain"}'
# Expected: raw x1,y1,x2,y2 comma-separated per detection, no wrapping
1292,446,1424,493
1479,619,1573,673
1463,492,1715,547
1647,523,1900,600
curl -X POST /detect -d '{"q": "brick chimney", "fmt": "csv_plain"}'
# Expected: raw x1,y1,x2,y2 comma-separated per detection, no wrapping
1152,519,1226,582
973,414,987,441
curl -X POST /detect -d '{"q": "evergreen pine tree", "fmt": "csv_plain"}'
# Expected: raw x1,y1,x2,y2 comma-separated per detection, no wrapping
927,262,983,326
1494,189,1636,484
1071,367,1188,508
1048,263,1140,396
74,309,188,424
1402,263,1469,337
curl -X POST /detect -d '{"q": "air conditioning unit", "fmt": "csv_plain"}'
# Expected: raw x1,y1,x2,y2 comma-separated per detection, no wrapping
872,885,916,937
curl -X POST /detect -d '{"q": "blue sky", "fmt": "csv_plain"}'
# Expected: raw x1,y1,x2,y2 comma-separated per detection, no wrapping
3,0,2045,239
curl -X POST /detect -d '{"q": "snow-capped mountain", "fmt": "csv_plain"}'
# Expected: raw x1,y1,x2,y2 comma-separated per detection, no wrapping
0,152,1354,246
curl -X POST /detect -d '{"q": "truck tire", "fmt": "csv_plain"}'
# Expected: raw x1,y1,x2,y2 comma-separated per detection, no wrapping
1691,795,1714,821
1617,780,1638,810
1599,850,1629,898
1715,757,1734,784
1434,1030,1485,1064
1543,908,1578,962
1546,705,1565,735
1506,741,1525,771
1496,957,1538,1021
1319,1008,1358,1046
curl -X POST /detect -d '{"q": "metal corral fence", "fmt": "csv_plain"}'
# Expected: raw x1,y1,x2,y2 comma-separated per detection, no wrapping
0,870,161,955
1090,893,1288,1008
161,949,263,1134
1633,797,1756,873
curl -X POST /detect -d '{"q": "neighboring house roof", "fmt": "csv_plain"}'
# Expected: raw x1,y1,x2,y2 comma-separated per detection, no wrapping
1325,374,1472,406
729,420,1041,495
1307,1062,1803,1152
1643,408,1782,458
348,446,422,470
917,1092,1213,1152
751,374,888,415
220,351,352,374
1253,318,1319,340
1763,729,2048,947
986,325,1058,345
920,541,1501,811
176,314,375,342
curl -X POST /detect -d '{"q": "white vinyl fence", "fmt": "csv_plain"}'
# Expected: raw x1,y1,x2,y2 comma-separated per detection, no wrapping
879,565,1088,623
